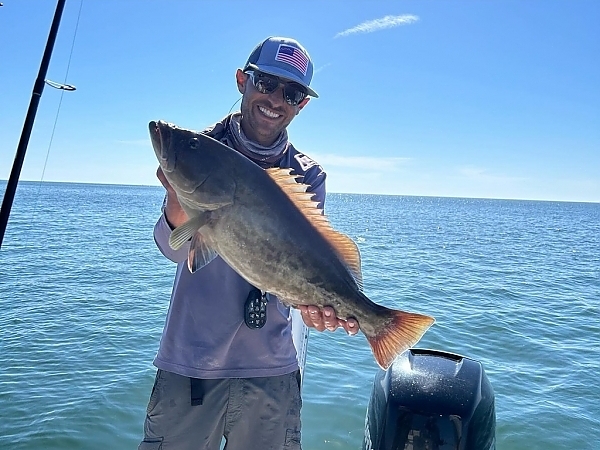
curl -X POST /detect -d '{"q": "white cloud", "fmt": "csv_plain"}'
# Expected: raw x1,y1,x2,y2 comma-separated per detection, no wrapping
313,154,412,171
457,165,528,183
313,63,333,74
335,15,419,38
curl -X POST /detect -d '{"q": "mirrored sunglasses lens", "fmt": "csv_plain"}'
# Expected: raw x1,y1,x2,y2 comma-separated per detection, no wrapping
284,85,307,106
253,72,279,94
250,72,307,105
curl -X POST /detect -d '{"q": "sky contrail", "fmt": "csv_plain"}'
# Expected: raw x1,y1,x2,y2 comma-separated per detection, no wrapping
335,14,419,38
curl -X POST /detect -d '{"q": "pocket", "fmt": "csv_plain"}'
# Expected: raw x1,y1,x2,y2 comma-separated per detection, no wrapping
290,370,302,411
138,437,163,450
146,370,164,414
284,428,301,449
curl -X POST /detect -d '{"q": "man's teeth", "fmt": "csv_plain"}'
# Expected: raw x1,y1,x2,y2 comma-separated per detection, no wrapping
259,106,280,118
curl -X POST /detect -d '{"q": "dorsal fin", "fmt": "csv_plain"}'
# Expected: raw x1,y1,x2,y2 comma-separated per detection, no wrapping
324,229,363,289
265,168,363,289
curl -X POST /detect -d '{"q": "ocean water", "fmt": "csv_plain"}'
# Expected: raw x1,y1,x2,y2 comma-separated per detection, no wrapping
0,181,598,449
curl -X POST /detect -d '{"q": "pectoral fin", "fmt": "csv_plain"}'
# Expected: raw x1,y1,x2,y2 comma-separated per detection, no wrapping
169,212,211,250
188,233,218,273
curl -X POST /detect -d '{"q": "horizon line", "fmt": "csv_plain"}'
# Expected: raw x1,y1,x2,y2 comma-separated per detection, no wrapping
1,179,598,204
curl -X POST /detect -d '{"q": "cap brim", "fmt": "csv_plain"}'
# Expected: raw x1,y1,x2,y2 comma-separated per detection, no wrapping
245,63,318,98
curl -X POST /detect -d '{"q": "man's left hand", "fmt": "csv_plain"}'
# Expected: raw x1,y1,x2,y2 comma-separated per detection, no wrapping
297,305,359,335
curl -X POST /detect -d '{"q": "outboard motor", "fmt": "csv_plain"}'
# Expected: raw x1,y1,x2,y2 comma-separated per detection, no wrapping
363,349,495,450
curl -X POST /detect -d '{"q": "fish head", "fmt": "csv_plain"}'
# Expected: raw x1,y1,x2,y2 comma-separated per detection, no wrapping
149,120,236,211
149,120,210,190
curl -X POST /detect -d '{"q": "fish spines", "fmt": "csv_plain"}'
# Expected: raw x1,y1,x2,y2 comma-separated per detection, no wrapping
365,309,435,370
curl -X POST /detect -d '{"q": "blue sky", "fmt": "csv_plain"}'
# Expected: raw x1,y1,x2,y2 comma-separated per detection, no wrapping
1,0,598,202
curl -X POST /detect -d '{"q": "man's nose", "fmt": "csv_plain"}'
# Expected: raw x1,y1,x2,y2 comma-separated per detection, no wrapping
266,84,287,105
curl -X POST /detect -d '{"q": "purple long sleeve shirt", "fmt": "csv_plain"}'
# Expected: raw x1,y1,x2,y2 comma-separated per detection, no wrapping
152,115,326,379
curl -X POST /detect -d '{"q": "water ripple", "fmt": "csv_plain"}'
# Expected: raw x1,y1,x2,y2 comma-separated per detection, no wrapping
1,185,599,449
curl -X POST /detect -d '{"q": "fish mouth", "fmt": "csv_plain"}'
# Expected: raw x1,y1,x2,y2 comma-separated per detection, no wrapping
149,120,175,172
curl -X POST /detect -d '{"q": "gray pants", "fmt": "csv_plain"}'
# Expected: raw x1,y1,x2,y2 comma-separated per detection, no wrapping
139,369,302,450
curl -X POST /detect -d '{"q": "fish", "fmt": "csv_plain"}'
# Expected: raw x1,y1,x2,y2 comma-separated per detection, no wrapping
149,120,435,369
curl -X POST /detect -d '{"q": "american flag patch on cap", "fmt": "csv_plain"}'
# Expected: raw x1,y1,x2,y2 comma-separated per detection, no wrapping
275,44,309,76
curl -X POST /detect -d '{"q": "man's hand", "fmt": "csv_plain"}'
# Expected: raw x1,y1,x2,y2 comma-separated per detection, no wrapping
157,166,189,228
297,305,359,335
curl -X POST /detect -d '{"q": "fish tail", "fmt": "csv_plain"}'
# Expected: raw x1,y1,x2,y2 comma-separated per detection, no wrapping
365,309,435,370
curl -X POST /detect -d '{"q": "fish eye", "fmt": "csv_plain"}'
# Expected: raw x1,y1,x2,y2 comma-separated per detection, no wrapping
189,138,199,149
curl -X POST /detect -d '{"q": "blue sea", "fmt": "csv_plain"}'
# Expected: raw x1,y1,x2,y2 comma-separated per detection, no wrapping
1,181,598,449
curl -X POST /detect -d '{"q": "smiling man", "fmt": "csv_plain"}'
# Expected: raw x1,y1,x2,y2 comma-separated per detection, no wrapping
140,37,358,450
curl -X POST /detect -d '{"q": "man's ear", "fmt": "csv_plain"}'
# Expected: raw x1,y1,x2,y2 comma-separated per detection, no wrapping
235,69,247,94
296,97,310,115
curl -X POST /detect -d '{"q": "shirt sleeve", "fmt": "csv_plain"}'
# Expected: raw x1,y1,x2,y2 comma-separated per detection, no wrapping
153,212,190,263
303,165,327,210
152,120,226,265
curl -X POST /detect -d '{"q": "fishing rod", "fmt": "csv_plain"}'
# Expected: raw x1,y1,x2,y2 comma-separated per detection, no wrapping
0,0,67,249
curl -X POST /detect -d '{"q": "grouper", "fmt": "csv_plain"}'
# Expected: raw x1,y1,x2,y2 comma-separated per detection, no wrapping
149,120,435,369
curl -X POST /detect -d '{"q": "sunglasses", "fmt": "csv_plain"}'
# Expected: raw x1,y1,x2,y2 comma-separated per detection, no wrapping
247,71,308,106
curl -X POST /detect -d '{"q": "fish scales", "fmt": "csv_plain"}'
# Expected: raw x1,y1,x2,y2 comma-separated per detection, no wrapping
149,120,435,369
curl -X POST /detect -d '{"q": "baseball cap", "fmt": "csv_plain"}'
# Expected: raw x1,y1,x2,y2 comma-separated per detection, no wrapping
244,36,318,98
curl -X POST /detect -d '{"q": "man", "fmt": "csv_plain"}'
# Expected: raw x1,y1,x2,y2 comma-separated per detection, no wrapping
140,37,358,450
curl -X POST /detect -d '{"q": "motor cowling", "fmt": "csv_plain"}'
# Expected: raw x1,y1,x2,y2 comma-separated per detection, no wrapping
363,349,495,450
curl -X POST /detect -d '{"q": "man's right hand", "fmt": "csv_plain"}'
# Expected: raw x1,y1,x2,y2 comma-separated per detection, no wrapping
297,305,359,335
157,166,189,229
